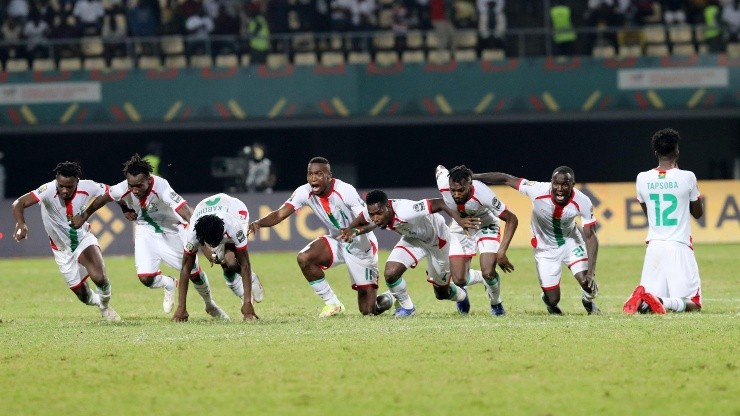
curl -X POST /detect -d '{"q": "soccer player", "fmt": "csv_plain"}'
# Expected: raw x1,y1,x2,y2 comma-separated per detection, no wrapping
473,166,600,315
339,190,479,317
248,157,390,317
436,165,519,316
11,161,120,322
172,193,261,322
72,154,262,316
623,128,703,314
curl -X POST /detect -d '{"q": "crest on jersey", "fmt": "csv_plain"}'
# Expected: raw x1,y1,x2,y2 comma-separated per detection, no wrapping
413,202,425,212
236,230,246,243
170,192,182,203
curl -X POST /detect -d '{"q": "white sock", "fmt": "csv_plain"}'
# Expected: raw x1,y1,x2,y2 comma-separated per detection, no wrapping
449,282,467,301
467,269,484,286
662,297,686,312
388,277,414,309
192,272,215,305
96,282,111,308
150,274,175,291
309,278,340,305
223,272,245,299
582,288,596,302
483,273,501,305
84,284,102,307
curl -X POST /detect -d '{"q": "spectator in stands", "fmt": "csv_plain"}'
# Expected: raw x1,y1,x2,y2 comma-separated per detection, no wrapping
295,0,317,31
430,0,456,53
242,143,276,193
330,0,354,33
128,0,161,37
212,2,241,57
313,0,332,32
246,2,270,64
585,0,619,52
175,0,203,34
632,0,660,25
454,0,477,29
477,0,506,49
409,0,432,30
36,0,58,28
50,13,82,65
662,0,687,24
351,0,377,51
185,5,214,63
102,0,129,63
549,0,577,56
22,9,51,67
392,1,410,55
267,0,290,52
1,17,24,70
723,0,740,42
7,0,30,23
704,0,724,52
73,0,106,35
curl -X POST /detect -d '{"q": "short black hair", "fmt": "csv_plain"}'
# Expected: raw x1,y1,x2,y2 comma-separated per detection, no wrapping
651,128,680,156
309,156,329,165
552,166,575,183
365,190,388,206
448,165,473,184
194,215,225,247
122,153,153,176
53,161,82,178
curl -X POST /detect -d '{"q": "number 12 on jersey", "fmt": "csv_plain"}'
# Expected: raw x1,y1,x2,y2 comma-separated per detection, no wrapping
649,193,678,226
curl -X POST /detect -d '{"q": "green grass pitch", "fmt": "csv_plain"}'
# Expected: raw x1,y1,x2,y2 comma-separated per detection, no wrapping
1,244,737,416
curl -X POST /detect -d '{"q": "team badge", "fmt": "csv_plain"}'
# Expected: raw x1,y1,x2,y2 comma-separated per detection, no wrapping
413,202,425,212
236,230,246,243
185,242,194,252
170,192,182,203
37,184,48,193
492,197,502,210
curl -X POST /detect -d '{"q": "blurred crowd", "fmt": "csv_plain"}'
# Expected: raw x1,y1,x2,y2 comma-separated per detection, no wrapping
0,0,738,68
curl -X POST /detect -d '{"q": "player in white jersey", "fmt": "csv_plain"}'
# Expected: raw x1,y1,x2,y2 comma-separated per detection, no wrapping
623,128,703,314
473,166,600,315
436,165,519,316
11,161,120,322
339,190,479,317
172,193,260,322
249,157,390,317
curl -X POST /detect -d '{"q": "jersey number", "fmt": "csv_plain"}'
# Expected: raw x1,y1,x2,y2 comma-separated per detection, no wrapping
649,193,678,226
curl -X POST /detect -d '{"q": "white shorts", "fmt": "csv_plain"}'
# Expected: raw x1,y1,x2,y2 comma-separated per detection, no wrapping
533,238,589,290
308,235,379,290
640,240,702,306
52,232,98,289
387,236,450,287
448,222,501,258
135,225,201,277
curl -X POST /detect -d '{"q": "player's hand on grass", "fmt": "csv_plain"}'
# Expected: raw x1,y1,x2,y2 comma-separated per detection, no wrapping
241,302,259,321
497,253,515,273
172,308,189,322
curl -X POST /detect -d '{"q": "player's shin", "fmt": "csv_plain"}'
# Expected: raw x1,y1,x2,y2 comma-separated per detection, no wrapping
483,272,502,305
467,269,484,286
388,277,414,309
448,282,468,302
95,281,112,308
661,297,687,312
223,271,245,299
309,277,340,305
192,272,216,306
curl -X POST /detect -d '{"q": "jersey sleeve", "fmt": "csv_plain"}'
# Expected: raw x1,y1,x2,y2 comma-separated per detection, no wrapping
107,180,129,202
344,184,368,218
158,178,187,211
635,172,645,203
577,193,597,227
31,181,53,202
516,178,543,199
395,199,432,221
435,166,450,191
475,181,507,217
688,171,700,201
285,186,307,210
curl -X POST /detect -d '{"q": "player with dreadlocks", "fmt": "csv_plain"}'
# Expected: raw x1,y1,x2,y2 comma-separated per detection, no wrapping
74,154,259,319
436,164,519,316
172,193,260,322
12,161,121,321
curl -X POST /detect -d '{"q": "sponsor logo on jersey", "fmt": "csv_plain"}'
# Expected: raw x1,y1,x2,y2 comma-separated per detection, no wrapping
492,197,502,210
37,184,48,193
170,192,182,203
236,230,246,243
413,202,425,212
185,242,194,252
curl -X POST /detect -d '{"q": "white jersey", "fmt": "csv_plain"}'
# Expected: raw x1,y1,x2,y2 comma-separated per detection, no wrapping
361,198,448,246
436,167,506,230
636,168,699,247
107,175,187,234
517,179,596,250
184,193,249,255
286,178,377,255
31,179,107,252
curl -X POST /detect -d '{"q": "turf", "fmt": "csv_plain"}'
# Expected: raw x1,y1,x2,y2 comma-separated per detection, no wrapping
0,244,737,416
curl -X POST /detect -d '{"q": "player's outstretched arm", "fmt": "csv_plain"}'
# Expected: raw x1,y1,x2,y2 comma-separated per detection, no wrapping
496,209,519,273
172,252,196,322
11,193,38,241
583,224,599,288
248,204,295,235
236,249,258,321
429,198,480,231
339,215,373,242
71,194,114,228
472,172,520,189
175,203,194,223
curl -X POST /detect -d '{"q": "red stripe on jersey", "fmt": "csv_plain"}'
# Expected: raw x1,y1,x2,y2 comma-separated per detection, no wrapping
425,199,432,214
567,258,588,268
516,178,524,190
690,289,702,309
319,236,334,269
352,282,379,291
138,272,161,277
535,195,550,200
49,236,59,250
542,283,560,291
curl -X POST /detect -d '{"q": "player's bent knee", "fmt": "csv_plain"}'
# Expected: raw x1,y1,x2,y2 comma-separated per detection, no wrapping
138,275,155,287
433,287,449,300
